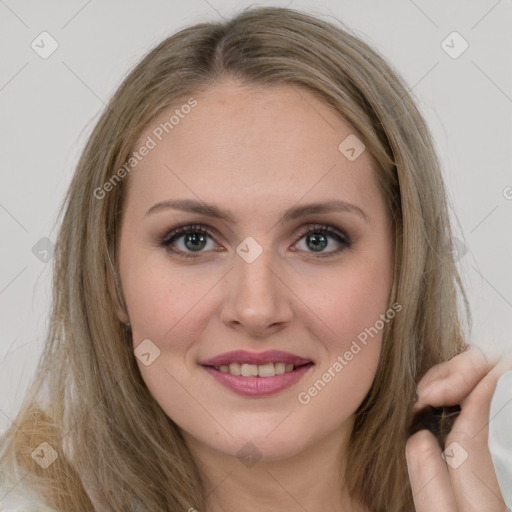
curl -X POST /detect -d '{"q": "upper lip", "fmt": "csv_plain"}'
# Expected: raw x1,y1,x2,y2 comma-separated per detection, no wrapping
199,350,313,367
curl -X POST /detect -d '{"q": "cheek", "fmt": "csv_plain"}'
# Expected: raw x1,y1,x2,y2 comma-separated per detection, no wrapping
295,267,391,429
304,253,393,347
123,256,217,347
298,246,393,397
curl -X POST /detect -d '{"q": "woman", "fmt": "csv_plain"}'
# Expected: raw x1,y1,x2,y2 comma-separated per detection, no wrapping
0,6,510,512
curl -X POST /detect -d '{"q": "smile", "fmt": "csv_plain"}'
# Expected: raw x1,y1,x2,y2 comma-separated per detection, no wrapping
199,349,314,396
213,362,304,377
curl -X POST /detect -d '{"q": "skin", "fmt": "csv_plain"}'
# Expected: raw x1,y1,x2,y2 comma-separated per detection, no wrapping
117,80,393,512
116,79,511,510
407,346,512,511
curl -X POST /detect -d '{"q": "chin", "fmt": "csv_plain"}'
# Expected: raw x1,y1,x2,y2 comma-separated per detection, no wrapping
227,435,308,464
224,422,318,463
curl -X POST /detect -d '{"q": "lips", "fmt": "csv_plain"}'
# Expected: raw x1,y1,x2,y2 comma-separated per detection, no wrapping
199,349,313,367
199,350,315,396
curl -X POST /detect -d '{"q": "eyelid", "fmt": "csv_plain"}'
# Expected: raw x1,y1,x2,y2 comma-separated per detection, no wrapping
158,222,351,258
294,223,350,246
159,223,222,247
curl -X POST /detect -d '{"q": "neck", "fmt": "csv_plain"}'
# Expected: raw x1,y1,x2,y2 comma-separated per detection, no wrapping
183,416,367,512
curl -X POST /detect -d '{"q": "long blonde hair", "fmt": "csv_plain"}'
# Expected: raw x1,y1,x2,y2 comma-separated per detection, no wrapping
0,6,470,511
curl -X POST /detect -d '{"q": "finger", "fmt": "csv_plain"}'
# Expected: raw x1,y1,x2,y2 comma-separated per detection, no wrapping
443,431,507,511
405,430,457,512
444,360,512,511
414,345,492,413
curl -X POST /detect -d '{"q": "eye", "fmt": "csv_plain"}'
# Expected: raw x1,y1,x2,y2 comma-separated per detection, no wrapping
292,224,352,257
158,223,352,259
158,224,221,258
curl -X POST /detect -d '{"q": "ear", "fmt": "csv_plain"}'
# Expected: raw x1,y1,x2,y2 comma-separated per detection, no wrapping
107,262,130,324
116,305,130,324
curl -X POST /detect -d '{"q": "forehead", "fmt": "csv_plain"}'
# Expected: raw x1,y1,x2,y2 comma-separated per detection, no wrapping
124,80,381,218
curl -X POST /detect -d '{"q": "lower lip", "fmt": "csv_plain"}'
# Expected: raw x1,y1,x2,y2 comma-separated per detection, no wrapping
201,364,314,396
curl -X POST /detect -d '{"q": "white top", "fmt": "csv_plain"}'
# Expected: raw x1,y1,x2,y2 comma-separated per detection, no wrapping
1,371,511,511
0,476,56,511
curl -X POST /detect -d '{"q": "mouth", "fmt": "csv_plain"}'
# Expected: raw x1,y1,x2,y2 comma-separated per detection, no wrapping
199,349,313,368
199,350,314,396
203,361,314,377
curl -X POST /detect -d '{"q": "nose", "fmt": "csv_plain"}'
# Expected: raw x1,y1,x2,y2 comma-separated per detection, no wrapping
219,245,294,337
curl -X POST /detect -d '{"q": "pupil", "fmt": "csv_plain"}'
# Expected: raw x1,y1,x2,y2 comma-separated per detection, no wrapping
185,233,207,251
308,233,327,252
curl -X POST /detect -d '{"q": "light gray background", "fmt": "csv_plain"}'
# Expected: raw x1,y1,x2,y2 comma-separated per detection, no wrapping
1,0,511,431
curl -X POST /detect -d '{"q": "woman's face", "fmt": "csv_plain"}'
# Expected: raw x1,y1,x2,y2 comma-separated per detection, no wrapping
118,80,395,462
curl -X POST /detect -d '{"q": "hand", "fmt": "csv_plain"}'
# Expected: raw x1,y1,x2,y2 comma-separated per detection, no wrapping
405,345,512,511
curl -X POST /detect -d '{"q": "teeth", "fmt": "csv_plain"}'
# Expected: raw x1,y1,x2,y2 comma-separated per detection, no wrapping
274,362,286,374
258,363,275,377
215,362,300,377
241,363,259,377
229,362,241,375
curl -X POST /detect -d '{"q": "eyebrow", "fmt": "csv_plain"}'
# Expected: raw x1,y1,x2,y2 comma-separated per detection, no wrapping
145,198,370,224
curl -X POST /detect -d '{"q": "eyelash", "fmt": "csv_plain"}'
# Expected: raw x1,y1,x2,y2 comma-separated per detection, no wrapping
158,223,352,259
